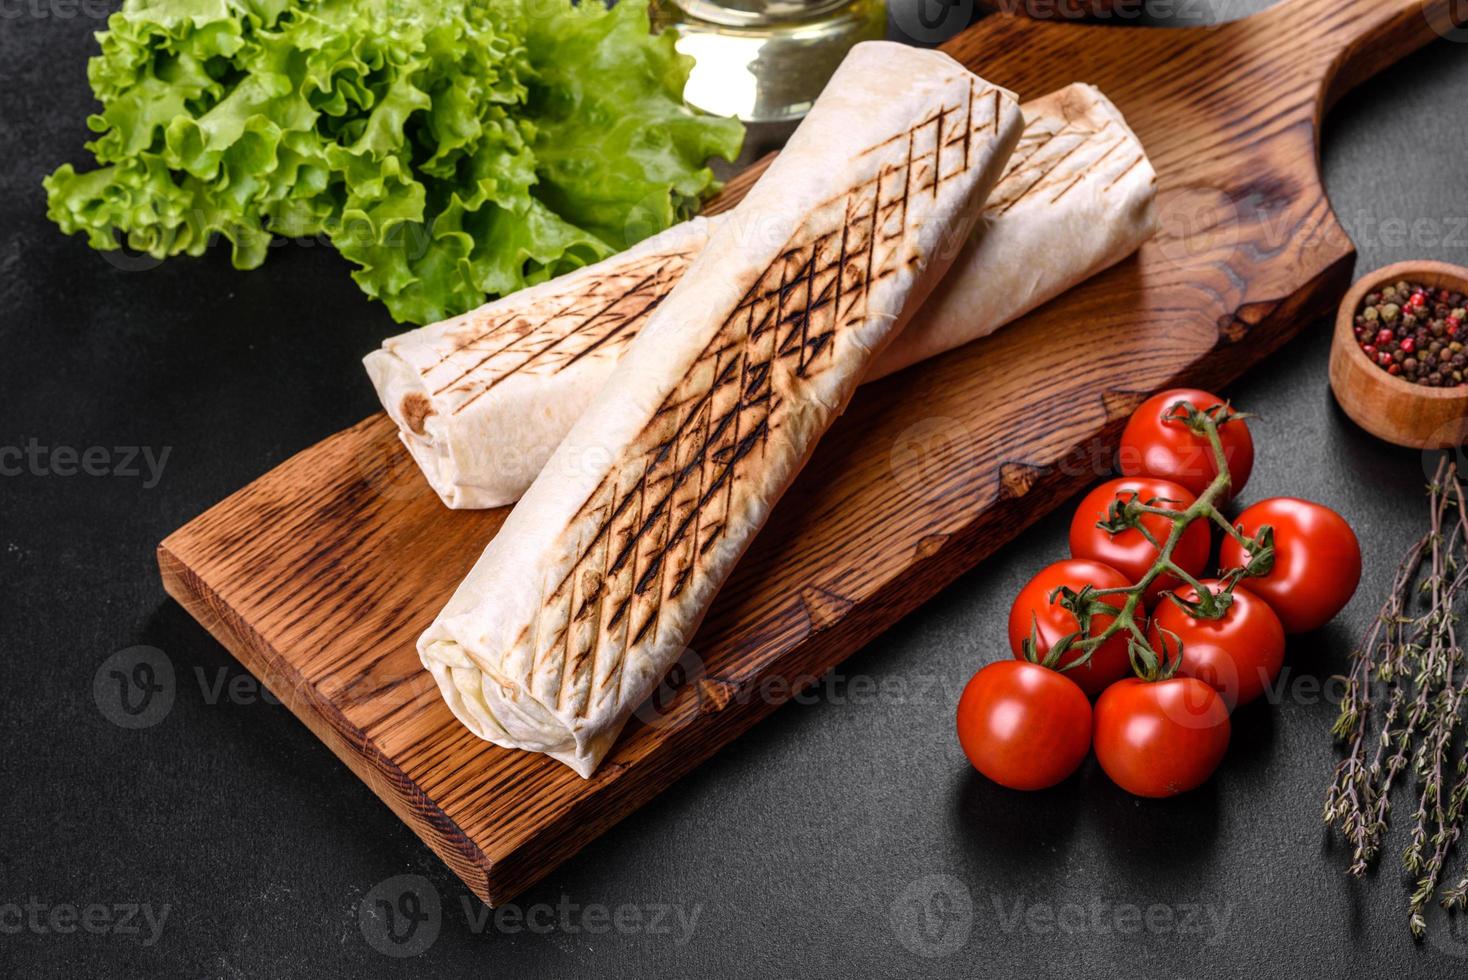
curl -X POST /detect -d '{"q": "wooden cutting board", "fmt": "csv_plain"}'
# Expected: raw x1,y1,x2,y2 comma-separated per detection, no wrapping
159,0,1459,907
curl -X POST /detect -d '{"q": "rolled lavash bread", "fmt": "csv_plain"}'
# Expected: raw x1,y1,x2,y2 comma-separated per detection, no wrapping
365,82,1157,510
418,42,1025,777
867,82,1158,374
364,219,712,508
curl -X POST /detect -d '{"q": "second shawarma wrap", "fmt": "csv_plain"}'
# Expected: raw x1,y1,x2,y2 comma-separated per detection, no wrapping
417,42,1025,776
366,83,1159,509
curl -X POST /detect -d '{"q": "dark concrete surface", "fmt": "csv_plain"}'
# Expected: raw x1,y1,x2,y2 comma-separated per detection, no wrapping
3,1,1467,976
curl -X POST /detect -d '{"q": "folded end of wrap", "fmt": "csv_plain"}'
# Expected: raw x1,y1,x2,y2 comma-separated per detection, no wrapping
364,348,537,510
365,349,463,508
419,637,619,779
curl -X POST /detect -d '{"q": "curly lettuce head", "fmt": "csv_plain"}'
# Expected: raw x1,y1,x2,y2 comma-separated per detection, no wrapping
43,0,744,324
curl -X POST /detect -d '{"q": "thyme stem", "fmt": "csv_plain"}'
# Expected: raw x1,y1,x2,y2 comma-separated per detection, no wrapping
1325,457,1468,937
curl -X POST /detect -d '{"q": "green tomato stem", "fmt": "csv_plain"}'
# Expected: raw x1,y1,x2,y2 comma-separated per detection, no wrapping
1059,401,1241,676
1164,560,1210,597
1210,507,1251,546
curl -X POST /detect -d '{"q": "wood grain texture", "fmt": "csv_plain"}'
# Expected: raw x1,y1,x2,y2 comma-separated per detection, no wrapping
159,0,1452,907
1329,260,1468,448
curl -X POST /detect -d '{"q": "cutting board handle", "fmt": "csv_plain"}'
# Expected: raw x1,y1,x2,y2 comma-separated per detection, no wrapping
1261,0,1458,107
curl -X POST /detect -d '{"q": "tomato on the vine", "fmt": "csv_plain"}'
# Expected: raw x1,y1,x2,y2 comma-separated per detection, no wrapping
1069,477,1211,605
1093,677,1231,798
956,661,1092,791
1218,497,1361,634
1148,582,1285,709
1119,388,1254,498
1007,559,1138,698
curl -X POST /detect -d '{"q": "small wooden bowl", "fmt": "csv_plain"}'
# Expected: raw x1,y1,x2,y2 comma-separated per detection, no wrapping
1329,261,1468,449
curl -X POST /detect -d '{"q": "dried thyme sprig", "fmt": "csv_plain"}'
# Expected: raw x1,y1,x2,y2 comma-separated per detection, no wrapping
1324,457,1468,936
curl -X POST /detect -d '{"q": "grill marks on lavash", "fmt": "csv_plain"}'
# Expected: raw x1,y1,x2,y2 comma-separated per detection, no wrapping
519,79,1004,721
404,245,697,417
987,89,1147,218
394,86,1140,439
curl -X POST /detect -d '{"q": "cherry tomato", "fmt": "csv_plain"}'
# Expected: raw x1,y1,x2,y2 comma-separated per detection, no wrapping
1008,559,1138,698
956,661,1092,790
1218,497,1362,634
1068,477,1211,605
1093,677,1231,798
1119,388,1254,498
1148,581,1286,709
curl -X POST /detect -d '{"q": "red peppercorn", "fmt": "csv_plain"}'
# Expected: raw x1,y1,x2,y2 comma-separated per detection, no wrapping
1362,344,1377,356
1440,290,1453,304
1401,337,1417,354
1410,291,1428,308
1388,364,1402,376
1376,328,1395,345
1378,351,1394,367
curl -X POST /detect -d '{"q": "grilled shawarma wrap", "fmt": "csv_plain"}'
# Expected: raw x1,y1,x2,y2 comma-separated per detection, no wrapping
418,42,1024,776
878,82,1158,373
365,82,1157,510
364,220,712,509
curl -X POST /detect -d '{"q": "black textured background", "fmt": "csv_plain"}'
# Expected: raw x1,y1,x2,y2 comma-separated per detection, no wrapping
4,1,1468,976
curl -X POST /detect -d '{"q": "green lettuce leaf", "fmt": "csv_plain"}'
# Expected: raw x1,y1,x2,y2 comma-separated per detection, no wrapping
44,0,743,325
